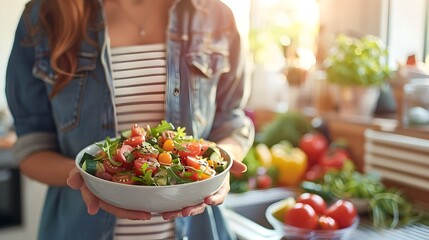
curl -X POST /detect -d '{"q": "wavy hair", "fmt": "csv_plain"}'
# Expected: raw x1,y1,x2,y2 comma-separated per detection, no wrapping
39,0,99,97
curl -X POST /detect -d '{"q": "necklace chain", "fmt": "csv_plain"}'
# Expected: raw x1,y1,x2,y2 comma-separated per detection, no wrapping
116,0,148,36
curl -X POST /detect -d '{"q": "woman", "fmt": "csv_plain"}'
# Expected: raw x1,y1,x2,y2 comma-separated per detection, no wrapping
6,0,254,239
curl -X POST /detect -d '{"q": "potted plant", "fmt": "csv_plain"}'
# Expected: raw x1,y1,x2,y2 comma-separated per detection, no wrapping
323,34,392,117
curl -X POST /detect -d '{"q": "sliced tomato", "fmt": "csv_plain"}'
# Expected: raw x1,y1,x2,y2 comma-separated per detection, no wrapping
123,135,145,148
186,156,201,169
132,151,158,160
131,124,146,137
103,159,126,175
95,171,113,181
178,142,202,158
199,141,213,155
112,171,136,185
134,156,159,176
116,144,134,163
182,169,210,181
183,169,199,181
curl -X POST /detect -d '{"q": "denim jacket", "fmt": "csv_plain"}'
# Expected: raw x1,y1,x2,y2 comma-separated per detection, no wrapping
5,0,254,239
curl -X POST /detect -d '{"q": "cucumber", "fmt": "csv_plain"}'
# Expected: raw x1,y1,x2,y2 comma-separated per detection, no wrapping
215,161,227,172
203,147,221,159
120,129,131,140
80,152,95,166
202,147,215,158
82,159,97,175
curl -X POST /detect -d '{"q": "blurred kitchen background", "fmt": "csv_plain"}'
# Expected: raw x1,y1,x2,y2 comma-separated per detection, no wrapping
1,0,429,239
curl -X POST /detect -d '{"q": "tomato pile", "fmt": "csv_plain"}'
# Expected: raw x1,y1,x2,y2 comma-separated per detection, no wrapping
79,120,228,186
276,193,358,231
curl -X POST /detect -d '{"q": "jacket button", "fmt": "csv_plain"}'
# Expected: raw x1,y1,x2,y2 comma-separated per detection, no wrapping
173,88,180,96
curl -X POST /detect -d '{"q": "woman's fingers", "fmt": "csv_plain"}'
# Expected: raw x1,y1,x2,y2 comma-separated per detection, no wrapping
66,167,84,190
204,175,230,205
230,159,247,175
67,167,151,220
161,210,182,220
181,202,207,217
161,202,207,220
80,183,100,215
99,200,151,220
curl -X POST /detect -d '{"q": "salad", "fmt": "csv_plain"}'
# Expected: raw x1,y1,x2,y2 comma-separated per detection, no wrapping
79,120,228,186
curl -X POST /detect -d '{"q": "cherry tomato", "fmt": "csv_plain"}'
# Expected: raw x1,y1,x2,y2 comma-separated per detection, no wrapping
284,203,318,230
186,156,201,169
123,135,145,148
304,164,326,181
132,151,158,160
131,124,146,137
319,148,348,169
199,140,213,155
296,193,327,215
116,144,134,163
158,152,173,165
112,170,136,185
162,139,176,151
256,175,272,189
318,215,339,230
134,156,159,176
178,142,202,158
299,133,328,167
95,170,113,181
183,169,210,181
325,200,357,228
103,159,126,175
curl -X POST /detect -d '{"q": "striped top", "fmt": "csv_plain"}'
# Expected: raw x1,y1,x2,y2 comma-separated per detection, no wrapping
110,44,175,240
111,44,167,131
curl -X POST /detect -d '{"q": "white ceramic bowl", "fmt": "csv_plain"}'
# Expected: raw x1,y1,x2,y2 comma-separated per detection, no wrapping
266,200,360,240
75,141,233,213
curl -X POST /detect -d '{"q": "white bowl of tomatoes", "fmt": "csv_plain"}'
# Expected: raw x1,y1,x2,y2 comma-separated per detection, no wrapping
266,193,359,240
75,121,233,213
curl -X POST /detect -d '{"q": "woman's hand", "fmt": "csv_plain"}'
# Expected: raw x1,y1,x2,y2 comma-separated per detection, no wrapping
67,167,152,220
161,158,247,220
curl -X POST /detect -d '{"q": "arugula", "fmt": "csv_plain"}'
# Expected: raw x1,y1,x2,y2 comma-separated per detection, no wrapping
150,120,175,137
96,137,120,162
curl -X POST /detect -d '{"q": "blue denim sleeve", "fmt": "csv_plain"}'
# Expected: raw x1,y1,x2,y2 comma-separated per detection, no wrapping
5,10,58,163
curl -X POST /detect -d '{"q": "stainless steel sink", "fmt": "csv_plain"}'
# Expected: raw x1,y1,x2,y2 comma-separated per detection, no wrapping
224,187,296,240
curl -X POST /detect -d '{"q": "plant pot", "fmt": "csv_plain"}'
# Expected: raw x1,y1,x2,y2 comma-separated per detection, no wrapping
336,86,380,118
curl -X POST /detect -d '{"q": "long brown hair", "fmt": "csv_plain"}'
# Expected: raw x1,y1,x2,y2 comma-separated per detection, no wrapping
39,0,99,97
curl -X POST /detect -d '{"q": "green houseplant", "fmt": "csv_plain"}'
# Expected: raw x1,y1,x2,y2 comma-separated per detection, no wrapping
324,34,391,87
323,34,392,117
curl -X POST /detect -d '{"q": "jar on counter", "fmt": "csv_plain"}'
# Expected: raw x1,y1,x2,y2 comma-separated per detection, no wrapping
402,80,429,128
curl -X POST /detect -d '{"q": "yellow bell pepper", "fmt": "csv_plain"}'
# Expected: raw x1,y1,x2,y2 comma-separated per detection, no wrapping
270,141,307,187
255,143,273,168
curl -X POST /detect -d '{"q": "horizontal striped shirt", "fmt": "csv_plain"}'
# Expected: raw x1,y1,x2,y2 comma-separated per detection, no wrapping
111,44,175,240
111,44,167,131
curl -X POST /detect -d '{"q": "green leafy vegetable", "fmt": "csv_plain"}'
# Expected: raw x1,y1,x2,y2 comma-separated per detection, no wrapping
149,120,175,137
96,137,120,162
